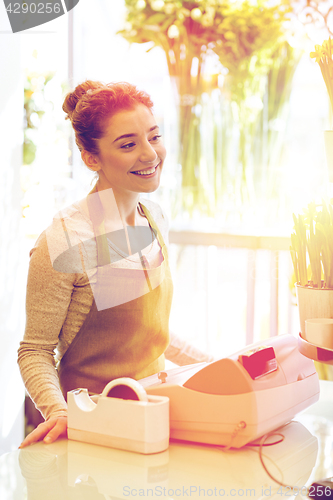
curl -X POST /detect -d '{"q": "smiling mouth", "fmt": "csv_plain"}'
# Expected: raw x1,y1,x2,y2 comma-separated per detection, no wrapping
131,163,160,176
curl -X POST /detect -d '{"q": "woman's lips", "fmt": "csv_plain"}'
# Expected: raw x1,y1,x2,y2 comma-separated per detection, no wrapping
131,163,160,177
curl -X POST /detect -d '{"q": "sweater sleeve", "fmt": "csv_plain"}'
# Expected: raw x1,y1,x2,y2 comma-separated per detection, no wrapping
164,333,215,366
17,231,78,420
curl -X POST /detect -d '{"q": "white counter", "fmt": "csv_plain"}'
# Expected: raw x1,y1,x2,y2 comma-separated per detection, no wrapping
0,381,332,500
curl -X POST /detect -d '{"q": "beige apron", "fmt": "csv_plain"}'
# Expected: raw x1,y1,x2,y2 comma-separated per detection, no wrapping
58,197,173,398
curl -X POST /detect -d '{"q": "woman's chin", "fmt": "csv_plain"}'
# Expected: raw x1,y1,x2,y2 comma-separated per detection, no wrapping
136,172,162,193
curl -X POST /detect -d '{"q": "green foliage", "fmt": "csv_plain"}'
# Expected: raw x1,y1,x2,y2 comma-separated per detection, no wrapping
119,0,292,106
23,71,55,165
119,0,298,217
23,137,36,166
290,202,333,289
119,0,291,77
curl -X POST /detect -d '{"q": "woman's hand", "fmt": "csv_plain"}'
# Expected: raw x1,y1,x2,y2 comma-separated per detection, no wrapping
19,416,68,448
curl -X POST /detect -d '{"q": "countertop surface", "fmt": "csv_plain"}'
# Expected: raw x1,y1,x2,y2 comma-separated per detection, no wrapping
0,381,332,500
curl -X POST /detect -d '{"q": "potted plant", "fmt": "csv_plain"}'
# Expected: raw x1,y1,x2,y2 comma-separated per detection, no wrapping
290,201,333,378
290,201,333,342
310,38,333,181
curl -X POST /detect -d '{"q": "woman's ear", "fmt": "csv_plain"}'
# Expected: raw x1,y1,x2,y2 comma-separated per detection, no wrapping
81,150,101,172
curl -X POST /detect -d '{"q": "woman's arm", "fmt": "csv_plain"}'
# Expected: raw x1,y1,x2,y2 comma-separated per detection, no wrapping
17,230,90,421
164,331,215,365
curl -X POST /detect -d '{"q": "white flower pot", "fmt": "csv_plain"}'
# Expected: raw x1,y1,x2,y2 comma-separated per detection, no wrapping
296,283,333,379
296,283,333,336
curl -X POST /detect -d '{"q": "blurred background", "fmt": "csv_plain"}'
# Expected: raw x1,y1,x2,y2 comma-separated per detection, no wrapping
1,0,333,452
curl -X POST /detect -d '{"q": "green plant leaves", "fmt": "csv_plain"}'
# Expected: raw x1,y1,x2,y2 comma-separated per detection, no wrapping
290,214,308,286
291,202,333,289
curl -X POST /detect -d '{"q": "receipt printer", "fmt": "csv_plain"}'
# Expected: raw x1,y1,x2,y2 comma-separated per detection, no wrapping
139,335,320,448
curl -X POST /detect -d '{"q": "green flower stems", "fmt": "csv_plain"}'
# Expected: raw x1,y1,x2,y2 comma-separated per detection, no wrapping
265,44,303,200
291,213,308,287
290,202,333,289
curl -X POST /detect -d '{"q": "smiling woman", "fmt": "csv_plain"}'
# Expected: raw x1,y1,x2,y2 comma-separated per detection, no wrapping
17,80,213,449
81,105,166,203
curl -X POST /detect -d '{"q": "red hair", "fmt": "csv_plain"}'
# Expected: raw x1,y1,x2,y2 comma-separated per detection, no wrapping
62,81,154,155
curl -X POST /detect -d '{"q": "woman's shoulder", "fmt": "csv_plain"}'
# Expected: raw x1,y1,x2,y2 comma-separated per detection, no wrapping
54,197,92,230
31,199,90,244
29,199,95,275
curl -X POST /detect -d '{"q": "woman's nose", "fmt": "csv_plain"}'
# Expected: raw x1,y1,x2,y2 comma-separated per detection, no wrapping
140,140,158,163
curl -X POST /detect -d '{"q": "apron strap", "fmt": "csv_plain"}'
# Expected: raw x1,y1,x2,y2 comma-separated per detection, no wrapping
139,202,167,251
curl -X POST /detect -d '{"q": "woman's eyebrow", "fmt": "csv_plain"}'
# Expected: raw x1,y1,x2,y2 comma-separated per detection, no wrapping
113,125,159,143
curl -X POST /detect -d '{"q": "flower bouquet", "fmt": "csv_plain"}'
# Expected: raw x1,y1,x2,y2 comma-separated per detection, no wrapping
310,39,333,181
119,0,293,216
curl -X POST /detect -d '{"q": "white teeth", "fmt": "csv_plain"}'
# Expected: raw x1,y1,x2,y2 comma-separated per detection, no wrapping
132,165,157,175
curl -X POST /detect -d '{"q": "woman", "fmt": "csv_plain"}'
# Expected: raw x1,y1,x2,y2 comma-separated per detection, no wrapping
18,81,212,448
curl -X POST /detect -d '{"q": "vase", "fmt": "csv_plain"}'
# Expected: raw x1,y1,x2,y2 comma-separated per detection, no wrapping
324,130,333,182
296,283,333,336
296,283,333,380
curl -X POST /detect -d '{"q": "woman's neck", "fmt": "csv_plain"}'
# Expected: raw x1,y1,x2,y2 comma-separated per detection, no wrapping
94,181,141,227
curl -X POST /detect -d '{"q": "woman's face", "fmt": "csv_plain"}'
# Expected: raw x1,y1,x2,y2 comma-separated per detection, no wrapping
90,104,166,197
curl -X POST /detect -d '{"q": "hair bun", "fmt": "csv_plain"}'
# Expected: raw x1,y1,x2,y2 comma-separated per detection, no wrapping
62,80,103,120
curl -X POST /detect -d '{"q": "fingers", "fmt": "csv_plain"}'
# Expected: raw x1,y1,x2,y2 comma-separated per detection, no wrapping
19,419,56,448
19,417,67,448
43,417,68,444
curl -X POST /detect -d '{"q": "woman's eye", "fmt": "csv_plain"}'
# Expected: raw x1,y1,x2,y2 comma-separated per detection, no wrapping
150,135,162,142
121,142,136,149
